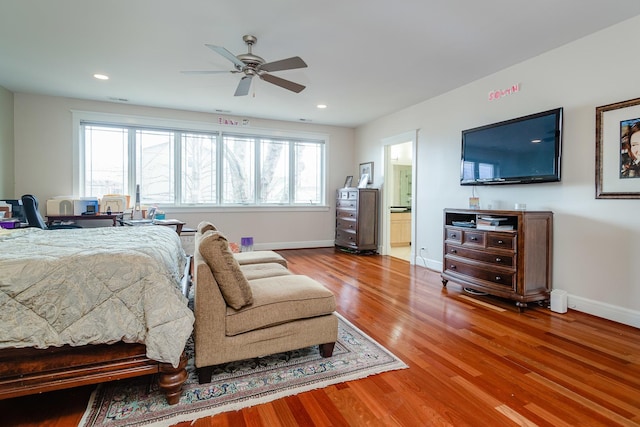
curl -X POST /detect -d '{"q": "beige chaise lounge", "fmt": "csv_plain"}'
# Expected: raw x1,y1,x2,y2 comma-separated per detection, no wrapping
193,223,338,383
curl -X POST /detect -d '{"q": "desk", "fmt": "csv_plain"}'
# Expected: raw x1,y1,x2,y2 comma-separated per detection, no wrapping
46,214,121,227
123,219,186,235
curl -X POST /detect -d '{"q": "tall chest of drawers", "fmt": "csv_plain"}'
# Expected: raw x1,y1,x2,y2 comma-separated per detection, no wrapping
441,208,553,310
335,188,378,253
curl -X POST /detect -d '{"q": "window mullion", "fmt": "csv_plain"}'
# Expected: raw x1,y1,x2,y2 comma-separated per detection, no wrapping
175,131,182,205
255,137,261,205
289,141,295,204
128,127,136,198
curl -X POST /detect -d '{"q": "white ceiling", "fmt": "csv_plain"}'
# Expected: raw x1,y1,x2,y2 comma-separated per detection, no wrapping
2,1,640,128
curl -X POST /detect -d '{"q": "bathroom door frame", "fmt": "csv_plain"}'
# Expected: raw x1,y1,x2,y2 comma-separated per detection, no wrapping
381,130,418,262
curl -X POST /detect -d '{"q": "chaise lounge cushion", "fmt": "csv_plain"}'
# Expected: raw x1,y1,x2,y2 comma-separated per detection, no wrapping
233,250,288,268
225,274,337,336
199,230,253,310
240,263,291,280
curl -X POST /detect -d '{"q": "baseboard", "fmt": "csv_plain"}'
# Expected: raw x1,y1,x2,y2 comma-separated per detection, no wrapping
254,240,335,251
416,257,442,271
567,295,640,329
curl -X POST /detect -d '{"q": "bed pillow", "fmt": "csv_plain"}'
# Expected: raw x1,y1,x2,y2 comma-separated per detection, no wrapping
197,221,218,234
199,230,253,309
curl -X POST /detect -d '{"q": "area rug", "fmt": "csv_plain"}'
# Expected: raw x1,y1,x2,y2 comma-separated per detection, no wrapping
79,314,407,427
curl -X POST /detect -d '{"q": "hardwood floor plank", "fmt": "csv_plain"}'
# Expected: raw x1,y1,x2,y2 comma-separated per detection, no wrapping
2,248,639,426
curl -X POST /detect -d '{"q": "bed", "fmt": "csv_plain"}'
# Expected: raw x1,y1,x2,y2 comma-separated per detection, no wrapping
0,225,194,404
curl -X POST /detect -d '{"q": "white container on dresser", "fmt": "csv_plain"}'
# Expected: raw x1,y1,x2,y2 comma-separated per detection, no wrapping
441,208,553,311
335,188,378,254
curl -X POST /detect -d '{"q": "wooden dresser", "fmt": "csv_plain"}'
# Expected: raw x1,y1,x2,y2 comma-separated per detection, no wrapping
441,208,553,310
335,188,378,253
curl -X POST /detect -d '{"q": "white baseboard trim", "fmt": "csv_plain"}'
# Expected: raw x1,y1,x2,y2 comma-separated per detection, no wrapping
568,295,640,329
254,240,335,251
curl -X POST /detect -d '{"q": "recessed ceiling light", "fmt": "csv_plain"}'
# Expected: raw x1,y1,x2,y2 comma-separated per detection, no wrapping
93,74,109,80
317,104,327,109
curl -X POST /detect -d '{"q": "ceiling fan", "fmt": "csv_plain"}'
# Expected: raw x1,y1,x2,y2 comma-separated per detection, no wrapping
183,35,308,96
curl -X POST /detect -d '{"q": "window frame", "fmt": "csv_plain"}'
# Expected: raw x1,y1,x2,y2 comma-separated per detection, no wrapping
72,110,328,211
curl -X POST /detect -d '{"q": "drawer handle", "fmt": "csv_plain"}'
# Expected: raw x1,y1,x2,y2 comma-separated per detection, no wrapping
450,249,457,254
495,276,502,281
498,240,504,244
450,265,456,269
495,257,502,262
451,234,457,238
470,236,478,241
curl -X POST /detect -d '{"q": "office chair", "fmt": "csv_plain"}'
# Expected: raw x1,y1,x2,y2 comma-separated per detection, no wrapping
21,194,81,230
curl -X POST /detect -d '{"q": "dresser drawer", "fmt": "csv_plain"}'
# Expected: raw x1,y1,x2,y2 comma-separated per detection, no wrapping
335,229,357,247
487,233,516,250
444,258,515,289
445,227,462,243
337,199,357,209
444,243,514,267
462,230,485,247
337,209,357,220
336,218,356,231
338,190,358,200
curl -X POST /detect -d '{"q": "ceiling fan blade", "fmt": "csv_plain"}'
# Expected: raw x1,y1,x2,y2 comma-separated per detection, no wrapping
234,75,253,96
181,70,233,75
260,56,307,72
260,73,305,93
205,44,245,69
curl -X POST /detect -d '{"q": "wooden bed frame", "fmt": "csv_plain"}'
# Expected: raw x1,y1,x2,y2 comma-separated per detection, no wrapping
0,257,193,405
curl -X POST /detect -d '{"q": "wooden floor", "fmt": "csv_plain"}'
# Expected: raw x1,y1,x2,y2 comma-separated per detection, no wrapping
2,248,639,426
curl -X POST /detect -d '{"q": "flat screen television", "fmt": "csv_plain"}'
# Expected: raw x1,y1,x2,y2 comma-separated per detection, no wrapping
460,107,563,185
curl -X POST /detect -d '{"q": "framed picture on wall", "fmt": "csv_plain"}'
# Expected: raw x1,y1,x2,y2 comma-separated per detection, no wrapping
359,162,374,184
596,96,640,198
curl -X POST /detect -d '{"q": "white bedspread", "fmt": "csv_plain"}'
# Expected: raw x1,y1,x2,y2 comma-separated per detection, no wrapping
0,226,194,367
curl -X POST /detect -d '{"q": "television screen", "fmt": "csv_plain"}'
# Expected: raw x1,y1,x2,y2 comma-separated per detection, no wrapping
461,108,562,185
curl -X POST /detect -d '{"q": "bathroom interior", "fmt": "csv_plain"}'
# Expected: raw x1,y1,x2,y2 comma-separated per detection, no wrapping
388,141,412,261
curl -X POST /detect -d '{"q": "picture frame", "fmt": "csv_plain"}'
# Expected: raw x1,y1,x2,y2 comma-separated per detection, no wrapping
596,96,640,199
358,174,369,188
359,162,374,184
344,175,353,188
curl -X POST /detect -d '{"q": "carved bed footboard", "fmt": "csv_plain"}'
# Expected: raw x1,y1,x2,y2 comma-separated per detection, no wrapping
0,343,188,405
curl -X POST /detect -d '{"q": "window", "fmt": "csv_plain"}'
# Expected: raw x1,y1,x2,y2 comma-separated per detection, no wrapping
79,116,325,208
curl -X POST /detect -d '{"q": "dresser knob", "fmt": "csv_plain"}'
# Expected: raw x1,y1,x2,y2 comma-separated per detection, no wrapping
470,237,477,241
450,249,457,254
451,234,457,238
498,240,504,244
450,265,456,269
495,257,502,262
495,276,502,281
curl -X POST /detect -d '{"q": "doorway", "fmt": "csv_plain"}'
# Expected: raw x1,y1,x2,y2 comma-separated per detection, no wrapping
382,131,417,262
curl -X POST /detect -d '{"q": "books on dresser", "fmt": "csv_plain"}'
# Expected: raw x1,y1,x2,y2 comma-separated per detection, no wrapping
475,216,514,231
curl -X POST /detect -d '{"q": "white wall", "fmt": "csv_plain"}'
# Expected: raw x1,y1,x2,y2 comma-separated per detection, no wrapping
0,86,14,198
355,16,640,327
13,94,355,248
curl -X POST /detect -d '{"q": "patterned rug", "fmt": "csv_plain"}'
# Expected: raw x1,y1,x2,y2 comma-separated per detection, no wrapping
79,314,407,427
